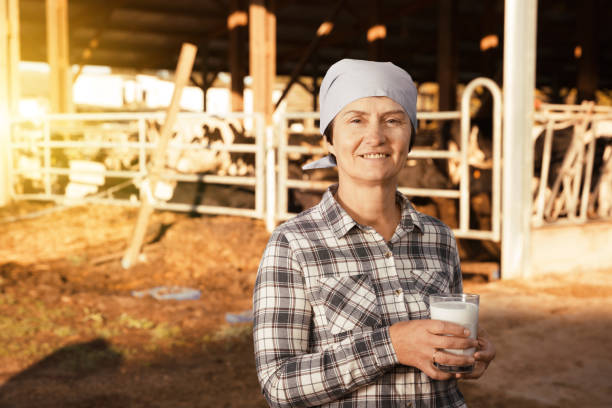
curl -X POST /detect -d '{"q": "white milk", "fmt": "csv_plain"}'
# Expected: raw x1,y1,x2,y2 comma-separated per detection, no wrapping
430,301,479,356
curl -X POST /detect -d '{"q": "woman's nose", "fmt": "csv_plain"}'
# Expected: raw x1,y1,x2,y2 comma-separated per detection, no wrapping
363,124,386,145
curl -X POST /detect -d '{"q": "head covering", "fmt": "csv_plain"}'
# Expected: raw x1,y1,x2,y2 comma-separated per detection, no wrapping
303,59,418,170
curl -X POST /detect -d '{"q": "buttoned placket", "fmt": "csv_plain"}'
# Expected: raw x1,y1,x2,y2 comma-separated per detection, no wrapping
363,227,408,324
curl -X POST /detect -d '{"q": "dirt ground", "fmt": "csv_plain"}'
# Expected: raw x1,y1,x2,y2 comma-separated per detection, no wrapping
0,203,610,408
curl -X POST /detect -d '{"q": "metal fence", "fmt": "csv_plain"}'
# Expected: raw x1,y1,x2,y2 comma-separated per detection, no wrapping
9,79,609,239
275,77,502,241
9,112,266,219
533,102,612,226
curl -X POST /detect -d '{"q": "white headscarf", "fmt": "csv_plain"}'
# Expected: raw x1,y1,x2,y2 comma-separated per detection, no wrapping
304,59,418,170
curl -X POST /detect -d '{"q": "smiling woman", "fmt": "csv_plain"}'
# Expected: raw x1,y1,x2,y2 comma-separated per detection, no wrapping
253,59,495,408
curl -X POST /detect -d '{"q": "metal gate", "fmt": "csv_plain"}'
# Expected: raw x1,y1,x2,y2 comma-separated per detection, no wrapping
9,112,266,219
274,77,502,241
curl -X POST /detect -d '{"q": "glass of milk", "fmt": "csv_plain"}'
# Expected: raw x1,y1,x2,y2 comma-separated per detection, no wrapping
429,293,479,373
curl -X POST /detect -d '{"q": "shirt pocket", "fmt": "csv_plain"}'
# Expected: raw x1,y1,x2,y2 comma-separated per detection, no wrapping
317,274,383,336
411,268,451,301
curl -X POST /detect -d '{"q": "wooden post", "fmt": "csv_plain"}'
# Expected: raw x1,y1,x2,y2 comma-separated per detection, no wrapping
437,0,457,112
576,0,598,102
0,0,21,206
46,0,72,113
249,0,276,124
122,43,198,269
229,0,247,112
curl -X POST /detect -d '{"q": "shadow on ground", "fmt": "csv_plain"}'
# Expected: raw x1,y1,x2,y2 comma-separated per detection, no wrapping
0,334,268,408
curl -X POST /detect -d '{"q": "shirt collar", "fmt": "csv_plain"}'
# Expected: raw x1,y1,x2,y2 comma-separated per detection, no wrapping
319,184,425,239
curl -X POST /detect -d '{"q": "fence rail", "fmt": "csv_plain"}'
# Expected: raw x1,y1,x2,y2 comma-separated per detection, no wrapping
7,79,611,240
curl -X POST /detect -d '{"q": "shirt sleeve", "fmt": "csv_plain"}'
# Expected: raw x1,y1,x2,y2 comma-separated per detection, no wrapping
253,230,398,408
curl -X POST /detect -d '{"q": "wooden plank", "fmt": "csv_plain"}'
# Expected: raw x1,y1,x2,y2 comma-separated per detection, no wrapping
46,0,72,113
122,43,197,269
249,0,276,124
229,0,247,112
0,0,20,206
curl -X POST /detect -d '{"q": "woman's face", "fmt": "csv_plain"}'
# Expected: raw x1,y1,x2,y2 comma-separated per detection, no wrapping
327,96,412,187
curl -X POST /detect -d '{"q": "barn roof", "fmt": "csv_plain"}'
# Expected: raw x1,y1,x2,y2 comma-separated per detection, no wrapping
18,0,612,88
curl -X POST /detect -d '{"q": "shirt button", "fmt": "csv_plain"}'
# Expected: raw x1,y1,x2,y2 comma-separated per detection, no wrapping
385,250,392,258
395,288,402,297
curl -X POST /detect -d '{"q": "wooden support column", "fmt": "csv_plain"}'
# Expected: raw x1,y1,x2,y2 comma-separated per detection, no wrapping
367,0,385,61
436,0,457,112
576,0,598,102
0,0,20,206
46,0,72,113
249,0,276,124
229,0,247,112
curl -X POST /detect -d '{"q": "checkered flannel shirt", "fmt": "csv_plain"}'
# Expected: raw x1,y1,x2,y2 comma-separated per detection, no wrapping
253,185,466,408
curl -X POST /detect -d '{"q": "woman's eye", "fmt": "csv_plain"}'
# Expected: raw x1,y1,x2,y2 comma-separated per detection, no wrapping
349,118,362,124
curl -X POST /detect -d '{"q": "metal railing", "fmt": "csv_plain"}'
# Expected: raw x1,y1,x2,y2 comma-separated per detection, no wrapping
275,77,503,242
9,112,266,219
532,102,612,226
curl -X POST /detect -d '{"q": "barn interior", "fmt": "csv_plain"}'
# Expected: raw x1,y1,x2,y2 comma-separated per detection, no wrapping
2,0,612,280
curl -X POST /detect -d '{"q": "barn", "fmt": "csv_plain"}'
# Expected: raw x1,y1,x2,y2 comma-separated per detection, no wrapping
1,0,611,279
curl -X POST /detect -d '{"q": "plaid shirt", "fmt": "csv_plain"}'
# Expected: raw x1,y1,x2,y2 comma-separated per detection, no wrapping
253,185,465,408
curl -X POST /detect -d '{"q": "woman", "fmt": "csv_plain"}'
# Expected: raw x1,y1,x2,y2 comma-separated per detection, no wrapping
253,59,495,408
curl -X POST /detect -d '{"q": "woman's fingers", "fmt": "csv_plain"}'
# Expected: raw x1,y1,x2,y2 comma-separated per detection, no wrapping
427,320,470,337
432,350,475,368
432,334,478,350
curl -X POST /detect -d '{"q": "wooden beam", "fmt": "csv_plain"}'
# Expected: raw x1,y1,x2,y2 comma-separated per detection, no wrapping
249,0,276,124
576,0,598,102
122,43,198,269
436,0,458,111
46,0,72,113
0,0,21,206
229,0,247,112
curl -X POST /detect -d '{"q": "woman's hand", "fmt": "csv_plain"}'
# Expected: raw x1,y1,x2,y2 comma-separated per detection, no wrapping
389,319,478,380
456,326,496,380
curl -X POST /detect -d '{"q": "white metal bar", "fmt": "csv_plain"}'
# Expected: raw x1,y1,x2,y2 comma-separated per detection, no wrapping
284,179,334,190
277,119,289,221
408,149,462,160
452,229,498,241
459,83,471,232
265,124,277,232
580,122,597,221
138,118,146,176
9,140,259,153
255,114,265,219
398,187,461,199
284,145,327,155
502,0,538,279
11,111,261,123
43,120,52,194
14,167,257,186
417,111,461,120
534,120,554,225
539,103,612,113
